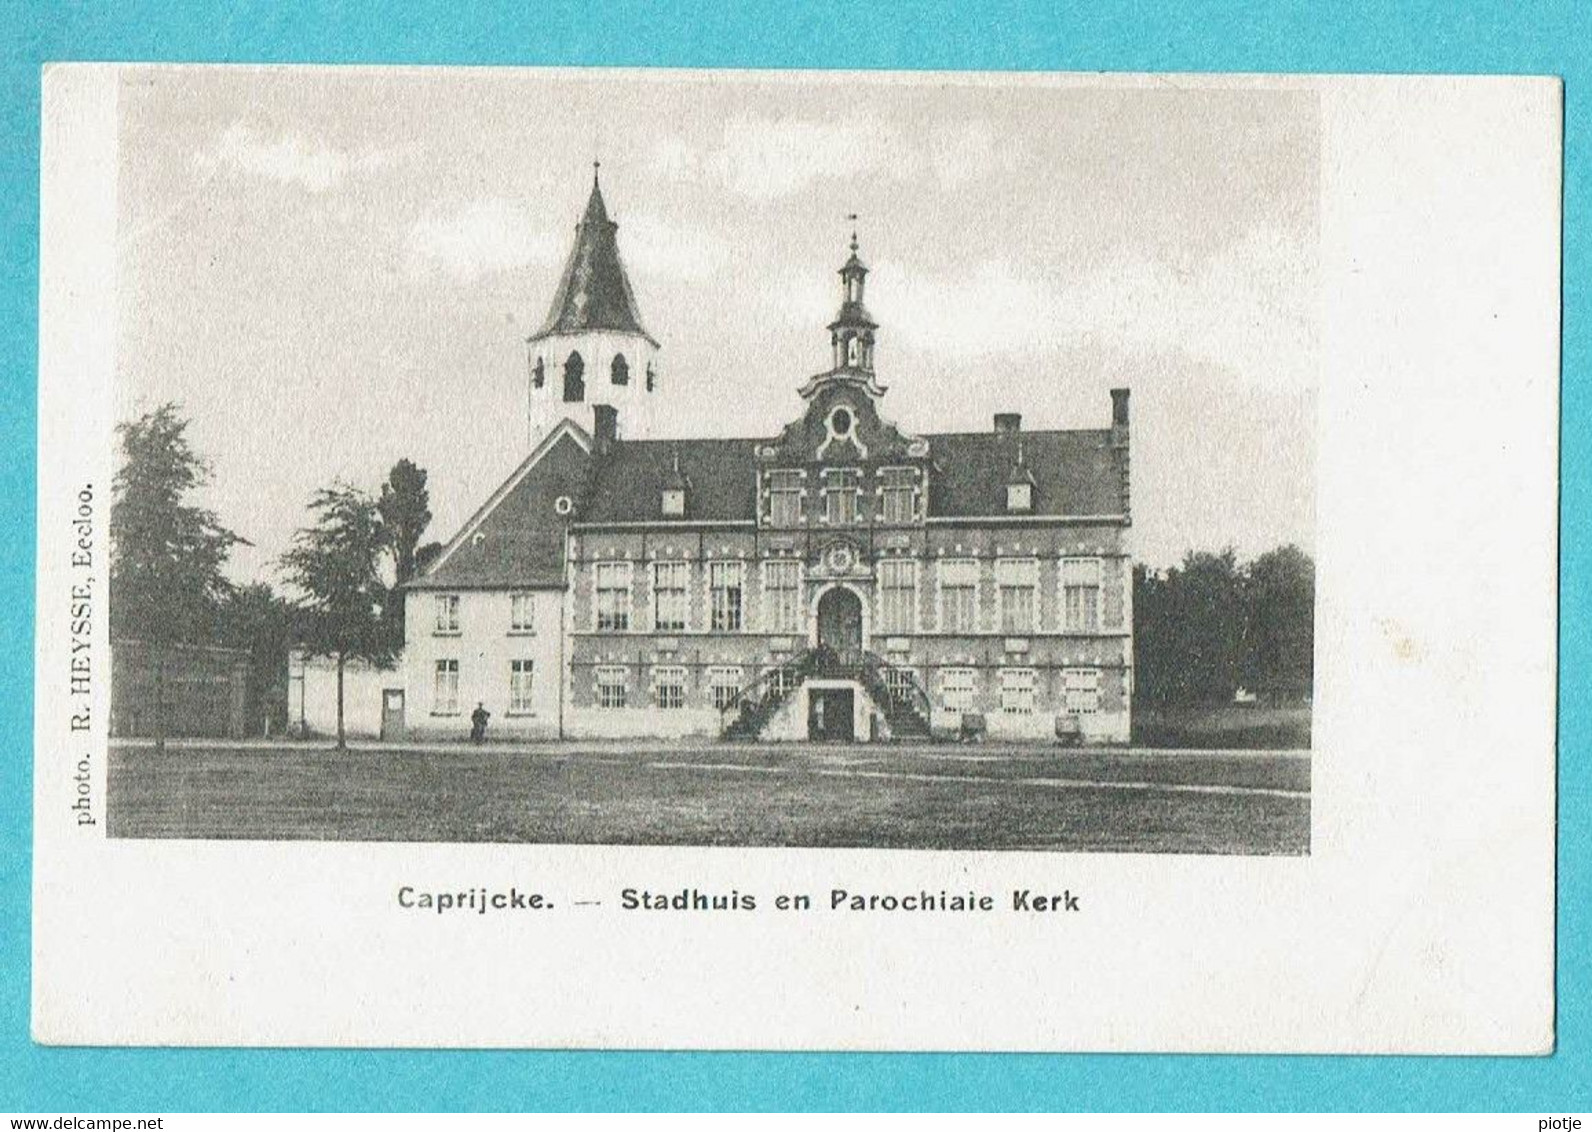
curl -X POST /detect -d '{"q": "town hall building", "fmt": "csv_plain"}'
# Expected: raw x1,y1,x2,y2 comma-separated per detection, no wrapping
401,172,1134,743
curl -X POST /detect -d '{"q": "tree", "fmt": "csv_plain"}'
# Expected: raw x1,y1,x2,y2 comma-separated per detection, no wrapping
280,483,392,749
414,540,445,576
376,458,435,649
214,582,299,737
1135,544,1316,711
110,404,243,749
1241,544,1315,700
378,459,432,586
1134,549,1245,707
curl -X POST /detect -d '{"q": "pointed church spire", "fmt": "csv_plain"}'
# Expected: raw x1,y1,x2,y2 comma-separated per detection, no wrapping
531,169,656,346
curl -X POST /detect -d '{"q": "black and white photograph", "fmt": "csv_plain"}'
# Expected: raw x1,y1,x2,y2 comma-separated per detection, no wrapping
33,66,1557,1053
103,68,1316,854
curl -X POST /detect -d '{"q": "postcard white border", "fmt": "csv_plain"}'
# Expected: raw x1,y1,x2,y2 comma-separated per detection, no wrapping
33,67,1560,1052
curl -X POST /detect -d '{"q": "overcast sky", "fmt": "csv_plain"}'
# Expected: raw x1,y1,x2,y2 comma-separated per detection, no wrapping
115,67,1318,576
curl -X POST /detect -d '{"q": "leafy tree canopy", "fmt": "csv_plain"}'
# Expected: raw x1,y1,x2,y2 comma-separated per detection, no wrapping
378,458,433,588
1135,545,1314,707
110,403,243,645
279,482,393,669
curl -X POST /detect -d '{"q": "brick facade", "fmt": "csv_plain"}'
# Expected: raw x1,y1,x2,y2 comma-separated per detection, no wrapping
401,190,1133,744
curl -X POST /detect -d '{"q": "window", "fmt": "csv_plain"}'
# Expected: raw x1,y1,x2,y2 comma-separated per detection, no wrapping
881,468,917,524
661,488,685,516
594,561,631,631
433,659,459,715
941,667,977,713
434,594,460,634
939,558,979,633
654,666,686,710
997,557,1039,634
509,592,535,633
1063,558,1102,633
1064,668,1101,715
1000,667,1036,715
710,561,744,632
596,666,627,709
709,667,743,712
509,660,534,714
1007,482,1033,512
764,559,801,632
611,353,629,385
824,468,861,525
652,561,689,632
531,356,545,388
768,470,803,527
883,666,916,707
877,558,917,633
767,665,800,701
646,361,656,392
563,351,585,402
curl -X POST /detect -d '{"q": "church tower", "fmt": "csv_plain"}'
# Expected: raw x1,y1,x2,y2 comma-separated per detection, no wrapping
526,167,661,446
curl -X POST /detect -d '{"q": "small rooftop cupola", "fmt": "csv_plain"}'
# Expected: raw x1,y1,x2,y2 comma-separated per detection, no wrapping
661,447,689,517
828,223,878,374
800,222,887,403
526,164,663,447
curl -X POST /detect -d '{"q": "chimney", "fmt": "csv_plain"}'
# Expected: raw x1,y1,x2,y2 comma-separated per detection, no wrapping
1109,388,1131,522
593,404,619,448
994,412,1022,436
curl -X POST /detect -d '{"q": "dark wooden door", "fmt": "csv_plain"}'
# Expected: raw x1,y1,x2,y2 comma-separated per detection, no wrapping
816,587,863,660
808,688,855,741
380,688,405,741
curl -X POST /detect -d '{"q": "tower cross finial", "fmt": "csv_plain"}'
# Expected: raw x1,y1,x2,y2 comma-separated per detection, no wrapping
593,158,601,186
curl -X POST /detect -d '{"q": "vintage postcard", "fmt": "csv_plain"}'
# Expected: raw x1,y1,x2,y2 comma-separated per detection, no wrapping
33,65,1559,1050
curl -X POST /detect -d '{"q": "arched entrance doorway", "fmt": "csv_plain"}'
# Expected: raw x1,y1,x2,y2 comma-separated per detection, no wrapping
811,586,864,742
816,586,864,660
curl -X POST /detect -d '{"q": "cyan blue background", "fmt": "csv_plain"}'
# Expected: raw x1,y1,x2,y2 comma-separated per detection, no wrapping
1,0,1585,1112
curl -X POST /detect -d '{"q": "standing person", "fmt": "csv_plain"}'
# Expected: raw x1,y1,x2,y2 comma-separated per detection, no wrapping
470,702,489,744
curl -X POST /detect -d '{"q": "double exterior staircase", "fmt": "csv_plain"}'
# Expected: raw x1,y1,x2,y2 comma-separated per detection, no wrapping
720,646,933,741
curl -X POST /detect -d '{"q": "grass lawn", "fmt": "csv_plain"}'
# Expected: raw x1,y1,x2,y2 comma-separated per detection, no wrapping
1133,704,1312,750
108,740,1309,855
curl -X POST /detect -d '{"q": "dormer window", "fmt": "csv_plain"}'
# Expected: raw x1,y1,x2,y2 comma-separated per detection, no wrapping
662,448,688,517
1007,482,1033,512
